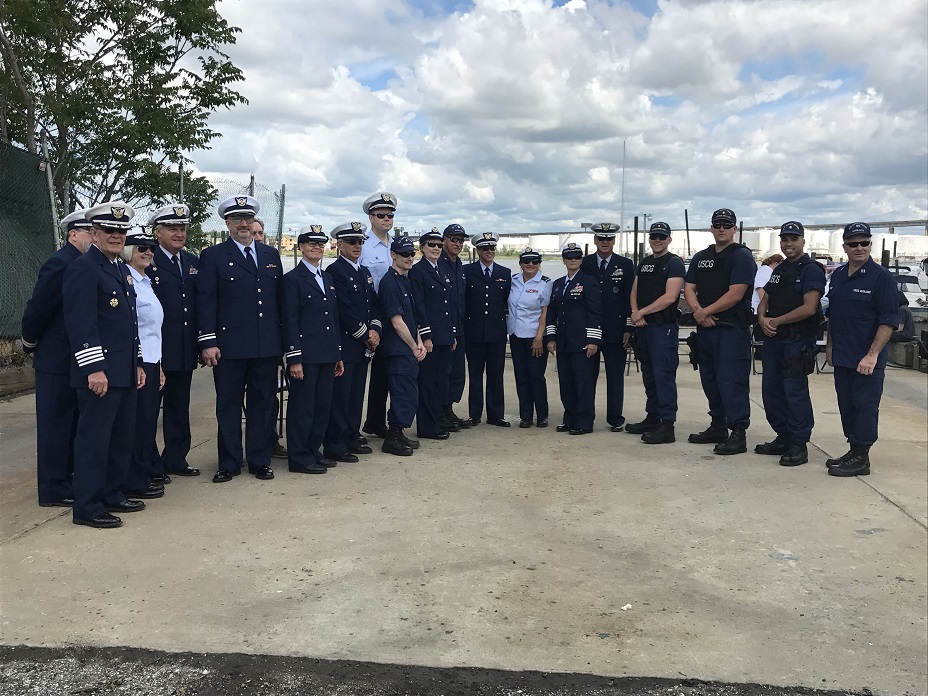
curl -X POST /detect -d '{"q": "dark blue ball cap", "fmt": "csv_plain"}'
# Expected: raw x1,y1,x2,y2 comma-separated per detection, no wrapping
779,221,805,236
391,236,415,253
443,223,466,238
649,221,671,237
843,221,871,239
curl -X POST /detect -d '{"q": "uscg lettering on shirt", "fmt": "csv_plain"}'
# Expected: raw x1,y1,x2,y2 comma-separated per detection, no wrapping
697,259,715,269
640,264,655,273
768,275,782,284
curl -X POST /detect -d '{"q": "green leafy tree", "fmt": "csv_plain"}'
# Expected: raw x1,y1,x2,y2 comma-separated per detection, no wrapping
0,0,246,217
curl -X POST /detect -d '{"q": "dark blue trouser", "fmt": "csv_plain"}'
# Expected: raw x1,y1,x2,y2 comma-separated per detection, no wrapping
597,342,628,426
387,354,419,429
695,325,751,429
761,336,815,443
286,362,335,469
126,362,161,491
363,349,389,431
34,370,77,504
445,335,466,407
509,335,549,422
465,340,506,421
157,369,193,473
213,356,278,473
417,344,451,435
556,350,600,431
833,365,884,446
636,322,680,422
324,359,369,456
73,385,136,520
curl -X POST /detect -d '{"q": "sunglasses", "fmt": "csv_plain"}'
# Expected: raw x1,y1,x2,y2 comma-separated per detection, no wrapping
521,259,540,265
137,244,156,253
373,212,395,219
395,251,415,258
594,236,614,242
649,234,669,240
447,237,465,244
227,214,256,223
340,239,363,246
845,240,871,248
711,223,735,230
424,241,443,248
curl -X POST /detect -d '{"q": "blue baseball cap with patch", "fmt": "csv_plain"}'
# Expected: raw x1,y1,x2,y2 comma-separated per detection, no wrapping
779,221,805,236
843,221,871,239
391,236,415,254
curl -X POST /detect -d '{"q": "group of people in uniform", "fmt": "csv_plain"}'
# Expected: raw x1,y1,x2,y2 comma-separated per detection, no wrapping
21,191,897,528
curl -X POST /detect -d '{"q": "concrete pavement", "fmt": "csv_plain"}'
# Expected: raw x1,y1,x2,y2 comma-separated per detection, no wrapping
0,360,925,694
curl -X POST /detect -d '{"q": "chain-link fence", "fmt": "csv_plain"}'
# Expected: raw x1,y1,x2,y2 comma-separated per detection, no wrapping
200,177,285,250
0,142,57,339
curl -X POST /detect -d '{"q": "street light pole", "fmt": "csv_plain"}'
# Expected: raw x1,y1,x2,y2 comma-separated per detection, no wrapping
619,137,627,254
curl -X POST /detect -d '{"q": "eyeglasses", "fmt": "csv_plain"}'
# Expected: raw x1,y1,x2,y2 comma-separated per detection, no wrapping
227,214,256,223
395,251,415,258
424,242,443,248
845,240,871,248
711,223,735,230
303,242,326,249
649,234,669,240
340,239,363,246
373,212,395,219
447,237,465,244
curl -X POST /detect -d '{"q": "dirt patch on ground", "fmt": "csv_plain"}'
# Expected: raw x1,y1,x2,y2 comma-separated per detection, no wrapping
0,645,867,696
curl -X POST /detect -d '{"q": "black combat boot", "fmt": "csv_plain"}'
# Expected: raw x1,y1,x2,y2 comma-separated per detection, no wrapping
754,434,791,455
825,449,853,468
688,417,728,444
828,445,870,477
382,426,413,456
399,431,420,450
642,420,675,444
626,414,661,435
779,443,808,466
713,427,747,455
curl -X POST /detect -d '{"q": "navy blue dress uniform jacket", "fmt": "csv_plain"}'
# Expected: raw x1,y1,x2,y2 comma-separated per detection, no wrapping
545,272,604,351
410,258,457,345
281,263,342,365
326,256,382,362
21,242,83,373
439,251,466,337
147,247,199,371
463,262,511,343
62,245,142,387
580,254,635,342
196,238,283,359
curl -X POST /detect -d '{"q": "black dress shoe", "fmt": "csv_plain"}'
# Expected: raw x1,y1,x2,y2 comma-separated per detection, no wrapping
519,420,532,428
73,513,122,529
107,499,146,513
464,418,481,427
556,423,570,432
347,444,373,455
355,436,369,446
39,498,74,508
362,424,387,439
417,431,450,440
289,464,327,474
252,465,274,480
569,428,593,435
536,419,549,428
609,419,626,433
212,469,236,483
124,484,165,499
487,419,511,427
318,458,338,468
326,452,359,463
171,466,201,477
150,473,172,485
271,442,289,459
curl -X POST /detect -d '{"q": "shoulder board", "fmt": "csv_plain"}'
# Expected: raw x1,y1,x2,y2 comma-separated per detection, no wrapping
542,275,551,282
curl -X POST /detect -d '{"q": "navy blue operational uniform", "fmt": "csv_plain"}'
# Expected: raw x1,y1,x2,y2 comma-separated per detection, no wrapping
463,232,511,425
282,227,341,473
147,204,200,477
438,224,469,429
20,211,91,507
63,202,143,528
628,224,685,443
546,243,603,434
580,223,635,430
378,236,424,455
507,248,553,427
684,208,757,454
825,222,898,477
324,223,382,460
410,229,458,438
757,222,826,466
197,196,283,482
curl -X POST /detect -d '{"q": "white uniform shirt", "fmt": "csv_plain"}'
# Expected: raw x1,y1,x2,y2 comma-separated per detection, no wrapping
360,234,392,291
129,265,164,363
508,272,553,338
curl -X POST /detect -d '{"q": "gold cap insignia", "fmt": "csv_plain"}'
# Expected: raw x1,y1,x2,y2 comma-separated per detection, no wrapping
173,206,186,216
236,197,248,207
311,224,323,233
483,232,493,240
111,207,125,219
351,222,363,232
381,193,394,204
431,227,439,233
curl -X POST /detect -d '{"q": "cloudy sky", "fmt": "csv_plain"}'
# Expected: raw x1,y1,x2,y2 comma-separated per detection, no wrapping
189,0,928,235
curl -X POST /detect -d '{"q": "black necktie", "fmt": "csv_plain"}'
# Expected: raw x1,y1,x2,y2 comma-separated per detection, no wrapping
484,267,490,279
245,246,255,269
600,258,607,275
172,254,182,278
